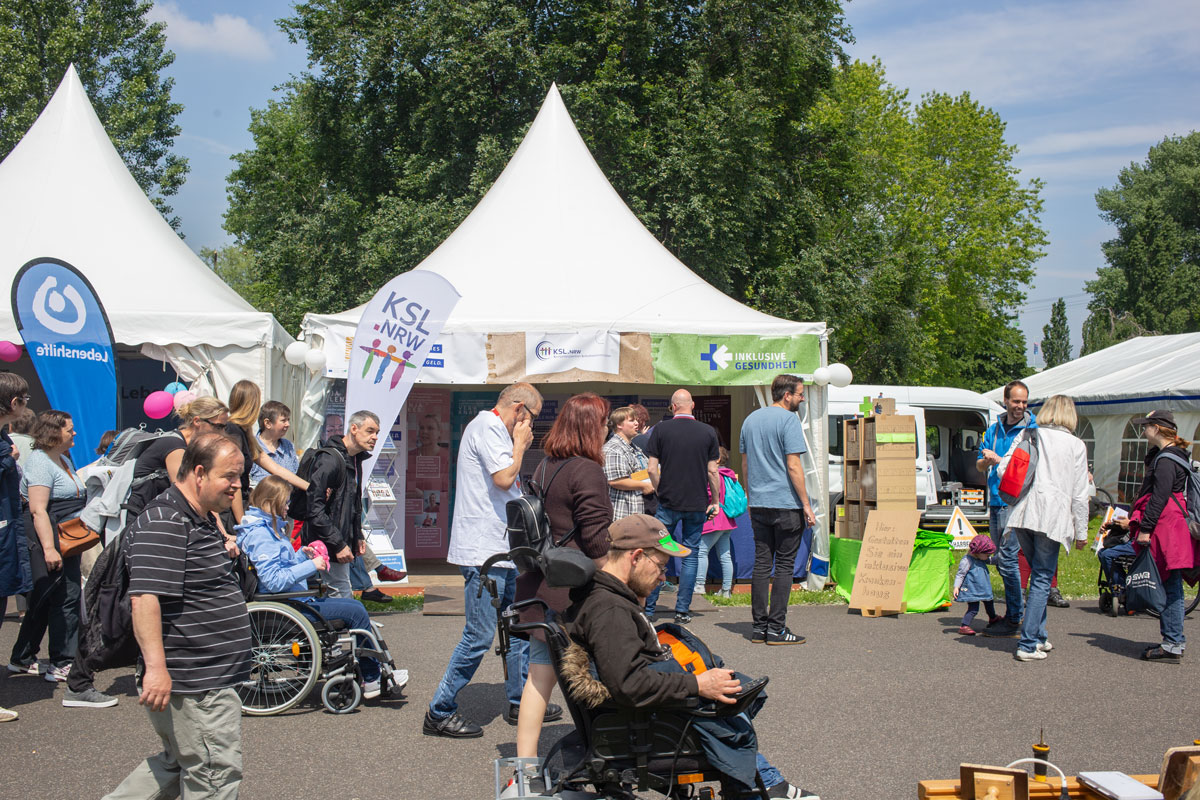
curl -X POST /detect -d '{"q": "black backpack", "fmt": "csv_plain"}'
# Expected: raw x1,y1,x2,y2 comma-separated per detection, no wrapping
1153,451,1200,541
504,458,596,587
287,445,343,521
80,530,140,671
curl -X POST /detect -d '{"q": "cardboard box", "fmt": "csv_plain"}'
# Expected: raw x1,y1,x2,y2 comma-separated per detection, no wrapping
844,419,862,463
844,463,860,501
864,415,917,460
872,397,896,416
847,517,863,540
872,458,915,503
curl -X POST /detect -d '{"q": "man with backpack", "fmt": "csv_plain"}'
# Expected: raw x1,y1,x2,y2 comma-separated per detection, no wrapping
739,374,814,646
292,410,379,598
977,380,1044,636
424,383,552,739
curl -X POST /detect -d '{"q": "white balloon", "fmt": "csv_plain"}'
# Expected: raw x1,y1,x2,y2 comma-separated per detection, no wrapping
812,366,831,386
284,341,309,366
828,362,853,388
304,349,328,373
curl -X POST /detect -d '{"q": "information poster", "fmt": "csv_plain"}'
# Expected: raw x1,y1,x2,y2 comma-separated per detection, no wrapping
404,389,452,558
694,395,732,449
321,379,347,442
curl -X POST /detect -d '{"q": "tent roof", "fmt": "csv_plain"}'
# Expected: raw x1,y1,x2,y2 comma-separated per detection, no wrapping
303,84,822,340
985,332,1200,413
0,66,289,349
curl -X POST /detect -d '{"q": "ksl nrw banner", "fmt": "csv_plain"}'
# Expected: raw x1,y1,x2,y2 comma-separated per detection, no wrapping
11,258,118,467
346,270,460,473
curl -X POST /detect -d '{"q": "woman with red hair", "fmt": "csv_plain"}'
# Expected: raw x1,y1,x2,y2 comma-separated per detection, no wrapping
507,393,613,791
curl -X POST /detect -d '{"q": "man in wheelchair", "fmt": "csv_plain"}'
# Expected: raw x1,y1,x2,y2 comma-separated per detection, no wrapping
559,514,818,799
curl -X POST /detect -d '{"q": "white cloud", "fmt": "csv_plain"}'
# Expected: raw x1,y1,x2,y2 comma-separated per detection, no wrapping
1020,122,1200,156
178,133,238,157
149,2,272,62
847,1,1200,107
1015,151,1146,185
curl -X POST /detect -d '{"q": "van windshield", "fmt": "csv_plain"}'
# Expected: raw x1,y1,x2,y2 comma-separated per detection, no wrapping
828,415,846,457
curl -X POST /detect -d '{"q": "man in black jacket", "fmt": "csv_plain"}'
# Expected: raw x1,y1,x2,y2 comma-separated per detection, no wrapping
565,514,818,799
298,410,379,597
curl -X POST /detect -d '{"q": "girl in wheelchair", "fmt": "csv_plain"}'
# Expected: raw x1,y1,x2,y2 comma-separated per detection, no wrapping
236,476,400,701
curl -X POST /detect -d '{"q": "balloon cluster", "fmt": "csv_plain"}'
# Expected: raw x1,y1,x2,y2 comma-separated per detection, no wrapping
284,341,327,373
811,363,853,388
144,379,196,420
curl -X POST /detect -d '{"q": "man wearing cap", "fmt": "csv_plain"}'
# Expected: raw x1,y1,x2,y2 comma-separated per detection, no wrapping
563,514,818,799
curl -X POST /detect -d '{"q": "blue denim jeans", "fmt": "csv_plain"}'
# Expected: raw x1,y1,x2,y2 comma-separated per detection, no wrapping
428,565,529,718
1013,529,1060,653
1098,542,1136,595
694,529,734,594
989,505,1023,623
348,556,372,591
301,596,381,682
1160,569,1186,654
643,507,707,616
757,752,784,789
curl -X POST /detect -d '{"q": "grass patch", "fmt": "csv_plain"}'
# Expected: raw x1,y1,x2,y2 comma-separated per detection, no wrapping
707,587,846,607
360,594,425,614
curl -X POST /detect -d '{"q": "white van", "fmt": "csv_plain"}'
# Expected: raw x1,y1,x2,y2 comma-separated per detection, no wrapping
826,385,1003,528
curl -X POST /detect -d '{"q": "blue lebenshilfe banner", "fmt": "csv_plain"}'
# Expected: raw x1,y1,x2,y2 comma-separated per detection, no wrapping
11,258,118,467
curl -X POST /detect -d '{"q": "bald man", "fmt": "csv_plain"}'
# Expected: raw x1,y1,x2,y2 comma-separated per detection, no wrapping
642,389,721,623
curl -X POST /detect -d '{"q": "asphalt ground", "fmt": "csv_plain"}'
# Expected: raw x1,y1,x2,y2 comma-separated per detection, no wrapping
1,599,1196,800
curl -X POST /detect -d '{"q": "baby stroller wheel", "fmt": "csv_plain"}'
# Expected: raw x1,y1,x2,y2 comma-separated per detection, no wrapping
322,674,362,714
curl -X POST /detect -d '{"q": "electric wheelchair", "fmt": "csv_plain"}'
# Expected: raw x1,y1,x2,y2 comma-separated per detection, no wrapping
238,586,406,715
500,598,770,800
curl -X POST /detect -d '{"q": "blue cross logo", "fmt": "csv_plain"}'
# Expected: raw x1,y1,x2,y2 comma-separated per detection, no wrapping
701,343,720,371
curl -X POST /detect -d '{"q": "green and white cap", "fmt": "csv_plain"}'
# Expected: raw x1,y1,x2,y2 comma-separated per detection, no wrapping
609,514,691,558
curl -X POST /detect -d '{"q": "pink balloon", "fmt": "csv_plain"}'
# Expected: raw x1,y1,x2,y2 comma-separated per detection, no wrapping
143,391,175,420
173,390,197,411
0,341,21,362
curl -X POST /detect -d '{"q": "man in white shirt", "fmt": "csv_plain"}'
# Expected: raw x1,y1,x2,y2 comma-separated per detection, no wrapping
424,383,560,738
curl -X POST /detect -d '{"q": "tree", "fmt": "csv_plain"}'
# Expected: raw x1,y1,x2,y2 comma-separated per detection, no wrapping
0,0,187,225
1082,132,1200,353
225,0,850,331
1041,298,1071,368
789,60,1046,390
198,245,272,311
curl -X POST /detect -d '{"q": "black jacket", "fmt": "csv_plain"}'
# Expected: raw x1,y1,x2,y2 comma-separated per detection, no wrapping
565,570,698,708
1137,445,1190,534
299,436,367,554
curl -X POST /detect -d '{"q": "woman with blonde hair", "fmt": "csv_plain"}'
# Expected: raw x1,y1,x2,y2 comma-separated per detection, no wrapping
998,394,1089,662
225,380,308,523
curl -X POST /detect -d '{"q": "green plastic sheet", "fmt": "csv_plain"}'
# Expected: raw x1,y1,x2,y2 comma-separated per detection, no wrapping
829,529,953,613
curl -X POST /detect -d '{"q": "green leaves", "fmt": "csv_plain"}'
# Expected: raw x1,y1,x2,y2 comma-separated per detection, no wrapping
1042,298,1071,368
1083,132,1200,353
0,0,186,226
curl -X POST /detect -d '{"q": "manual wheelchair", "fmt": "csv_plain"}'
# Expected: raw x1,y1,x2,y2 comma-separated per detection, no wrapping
238,587,406,715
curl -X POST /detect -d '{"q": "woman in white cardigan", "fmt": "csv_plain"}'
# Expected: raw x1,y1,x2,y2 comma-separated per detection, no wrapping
998,395,1090,661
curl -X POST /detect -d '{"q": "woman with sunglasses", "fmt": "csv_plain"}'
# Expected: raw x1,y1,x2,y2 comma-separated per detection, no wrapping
0,373,31,722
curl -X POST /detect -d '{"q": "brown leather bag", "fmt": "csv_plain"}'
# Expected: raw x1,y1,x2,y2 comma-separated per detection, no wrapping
57,517,100,558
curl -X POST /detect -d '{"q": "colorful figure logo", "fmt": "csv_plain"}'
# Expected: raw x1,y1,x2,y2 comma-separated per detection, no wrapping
359,339,418,389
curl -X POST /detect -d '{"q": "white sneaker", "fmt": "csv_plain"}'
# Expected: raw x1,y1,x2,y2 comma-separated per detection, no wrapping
362,679,381,700
1037,641,1053,652
44,664,71,682
7,661,42,676
392,668,409,691
0,706,17,722
1015,648,1047,661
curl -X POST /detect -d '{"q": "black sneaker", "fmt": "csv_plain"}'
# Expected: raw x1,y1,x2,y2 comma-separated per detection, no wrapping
422,710,484,738
505,702,563,725
673,613,693,625
360,588,392,603
1142,646,1182,663
981,619,1019,638
1047,587,1070,608
751,629,767,644
766,627,805,646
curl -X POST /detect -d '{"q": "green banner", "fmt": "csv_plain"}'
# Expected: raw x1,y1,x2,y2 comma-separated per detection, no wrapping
651,333,820,386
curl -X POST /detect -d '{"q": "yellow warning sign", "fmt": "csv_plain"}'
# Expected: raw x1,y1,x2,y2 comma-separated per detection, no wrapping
946,506,979,550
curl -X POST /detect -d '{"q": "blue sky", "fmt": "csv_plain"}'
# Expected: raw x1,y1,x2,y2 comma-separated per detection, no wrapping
154,1,1200,356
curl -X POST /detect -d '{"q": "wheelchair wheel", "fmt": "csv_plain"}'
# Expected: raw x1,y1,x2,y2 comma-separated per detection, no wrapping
240,601,323,716
1089,487,1115,519
321,674,362,714
1186,582,1200,617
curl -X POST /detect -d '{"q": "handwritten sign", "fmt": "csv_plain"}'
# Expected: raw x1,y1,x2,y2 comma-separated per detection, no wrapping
848,508,922,616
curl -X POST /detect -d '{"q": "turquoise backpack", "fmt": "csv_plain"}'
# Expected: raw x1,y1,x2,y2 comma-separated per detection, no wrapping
721,474,748,517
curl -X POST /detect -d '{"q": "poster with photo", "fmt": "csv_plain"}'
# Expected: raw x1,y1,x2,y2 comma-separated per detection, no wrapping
405,389,451,558
322,380,347,443
694,395,732,449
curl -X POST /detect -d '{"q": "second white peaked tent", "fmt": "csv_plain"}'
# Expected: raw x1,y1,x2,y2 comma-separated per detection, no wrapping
300,83,825,383
0,66,297,402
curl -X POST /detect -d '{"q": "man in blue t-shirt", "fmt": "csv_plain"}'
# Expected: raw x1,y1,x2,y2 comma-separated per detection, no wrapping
976,379,1036,636
739,374,815,646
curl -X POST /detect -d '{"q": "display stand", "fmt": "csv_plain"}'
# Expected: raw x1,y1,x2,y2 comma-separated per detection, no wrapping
830,530,953,613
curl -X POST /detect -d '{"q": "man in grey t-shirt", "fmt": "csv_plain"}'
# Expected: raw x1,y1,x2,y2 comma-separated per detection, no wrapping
739,374,816,646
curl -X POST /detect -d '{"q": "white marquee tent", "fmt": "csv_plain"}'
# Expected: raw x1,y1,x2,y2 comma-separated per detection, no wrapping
986,332,1200,502
299,84,833,581
0,66,298,405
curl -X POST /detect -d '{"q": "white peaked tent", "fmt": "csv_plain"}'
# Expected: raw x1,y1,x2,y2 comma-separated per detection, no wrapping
986,333,1200,501
300,84,832,582
0,66,298,403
